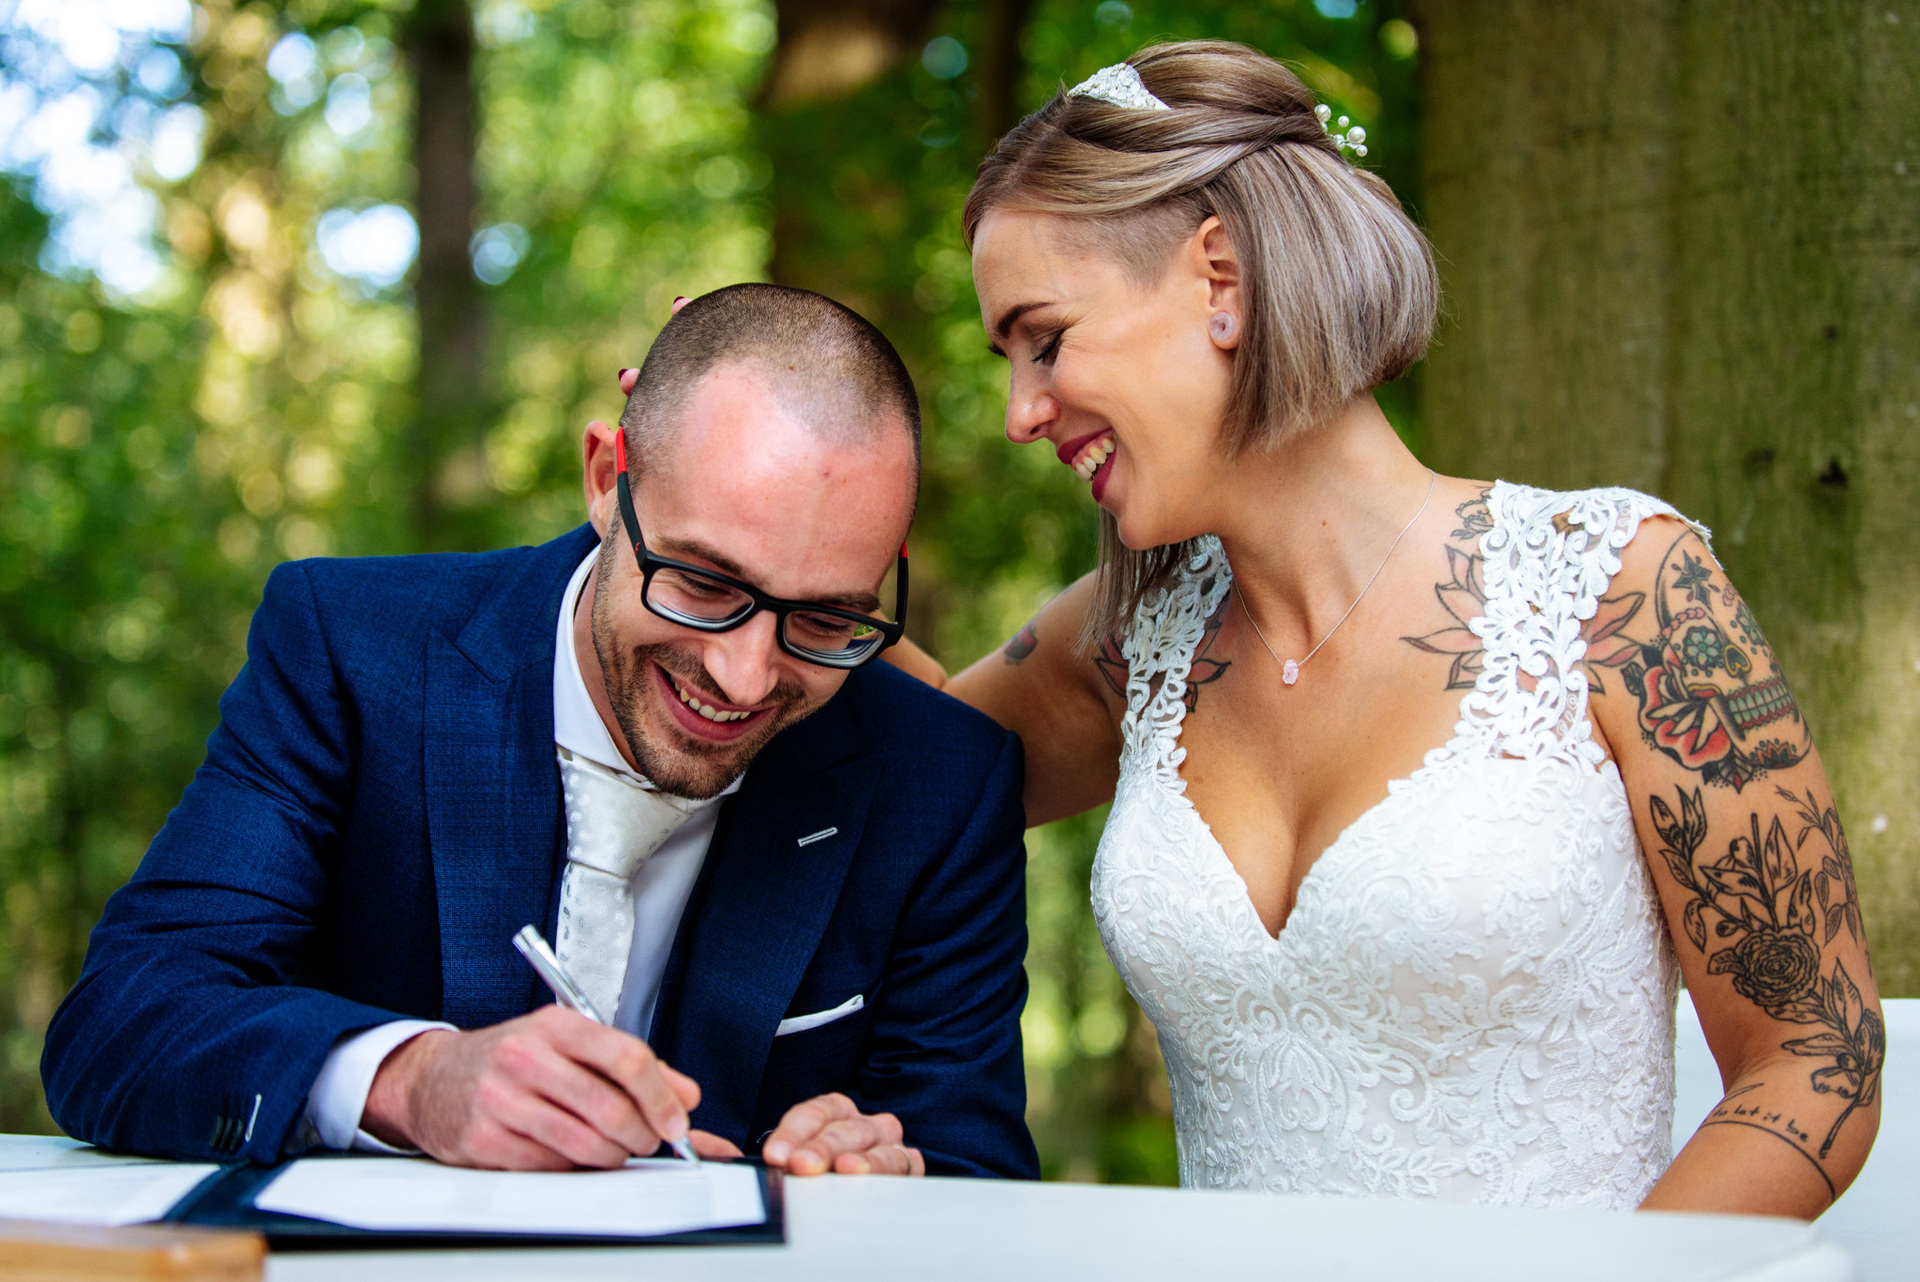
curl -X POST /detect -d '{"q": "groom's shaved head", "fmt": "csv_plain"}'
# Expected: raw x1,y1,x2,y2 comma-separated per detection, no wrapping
619,284,921,482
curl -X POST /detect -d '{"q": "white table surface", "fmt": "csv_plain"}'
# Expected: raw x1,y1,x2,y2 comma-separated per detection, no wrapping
0,1134,1853,1281
1676,993,1918,1282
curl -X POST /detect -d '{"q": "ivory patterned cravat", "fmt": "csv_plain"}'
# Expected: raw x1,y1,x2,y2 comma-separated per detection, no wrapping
553,747,716,1023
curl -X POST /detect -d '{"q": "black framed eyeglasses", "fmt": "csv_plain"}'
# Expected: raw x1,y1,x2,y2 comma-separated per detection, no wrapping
612,433,908,670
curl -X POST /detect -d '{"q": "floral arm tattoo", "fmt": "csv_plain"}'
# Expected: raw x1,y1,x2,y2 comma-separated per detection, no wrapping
1629,538,1876,1192
1651,784,1881,1193
1406,503,1877,1192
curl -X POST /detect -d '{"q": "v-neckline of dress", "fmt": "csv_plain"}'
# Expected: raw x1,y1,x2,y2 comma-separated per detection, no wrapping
1148,524,1490,947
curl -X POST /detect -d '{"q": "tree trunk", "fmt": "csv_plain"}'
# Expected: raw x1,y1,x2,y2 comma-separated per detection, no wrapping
404,0,485,549
758,0,942,307
1416,0,1920,991
973,0,1036,144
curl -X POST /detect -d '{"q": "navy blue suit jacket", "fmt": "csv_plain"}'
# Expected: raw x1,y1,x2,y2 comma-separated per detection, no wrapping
42,525,1038,1179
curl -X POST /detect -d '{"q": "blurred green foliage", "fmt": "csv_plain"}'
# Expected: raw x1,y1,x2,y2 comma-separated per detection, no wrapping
0,0,1420,1182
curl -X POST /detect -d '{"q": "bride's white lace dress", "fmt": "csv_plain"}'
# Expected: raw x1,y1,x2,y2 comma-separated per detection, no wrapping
1093,483,1694,1208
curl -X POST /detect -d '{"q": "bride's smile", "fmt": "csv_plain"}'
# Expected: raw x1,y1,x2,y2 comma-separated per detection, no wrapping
1057,430,1112,486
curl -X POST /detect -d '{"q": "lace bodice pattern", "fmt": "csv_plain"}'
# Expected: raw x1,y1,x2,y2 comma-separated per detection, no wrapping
1092,482,1691,1208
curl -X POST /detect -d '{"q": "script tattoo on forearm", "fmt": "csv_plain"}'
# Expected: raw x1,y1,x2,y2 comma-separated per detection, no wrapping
1699,1081,1835,1198
1650,784,1882,1182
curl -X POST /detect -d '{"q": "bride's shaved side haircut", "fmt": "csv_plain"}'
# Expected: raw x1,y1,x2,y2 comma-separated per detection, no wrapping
619,283,922,478
963,40,1438,646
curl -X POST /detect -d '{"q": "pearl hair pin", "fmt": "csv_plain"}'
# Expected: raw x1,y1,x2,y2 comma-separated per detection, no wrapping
1315,103,1368,158
1064,65,1370,166
1239,469,1435,686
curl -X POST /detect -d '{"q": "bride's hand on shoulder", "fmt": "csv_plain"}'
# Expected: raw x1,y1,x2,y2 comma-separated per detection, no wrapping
1589,516,1881,1218
893,572,1124,827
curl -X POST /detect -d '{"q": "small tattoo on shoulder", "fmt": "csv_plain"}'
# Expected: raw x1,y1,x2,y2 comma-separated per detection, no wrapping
1403,544,1488,690
1093,632,1128,698
1451,488,1493,542
1177,592,1233,712
1002,621,1039,665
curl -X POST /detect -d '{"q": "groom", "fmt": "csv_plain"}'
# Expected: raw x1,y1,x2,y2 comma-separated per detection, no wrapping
42,285,1038,1179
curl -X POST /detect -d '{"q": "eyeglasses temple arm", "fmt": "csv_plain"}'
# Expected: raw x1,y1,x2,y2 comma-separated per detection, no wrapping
889,544,909,649
614,432,644,554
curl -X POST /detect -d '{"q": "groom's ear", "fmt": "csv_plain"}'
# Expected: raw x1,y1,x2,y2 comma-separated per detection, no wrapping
582,418,623,537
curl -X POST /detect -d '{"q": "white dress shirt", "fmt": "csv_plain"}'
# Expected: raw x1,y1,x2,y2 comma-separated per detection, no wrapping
301,549,737,1152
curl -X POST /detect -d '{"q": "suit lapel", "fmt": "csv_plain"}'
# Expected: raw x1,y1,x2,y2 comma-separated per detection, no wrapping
651,694,875,1143
424,527,595,1028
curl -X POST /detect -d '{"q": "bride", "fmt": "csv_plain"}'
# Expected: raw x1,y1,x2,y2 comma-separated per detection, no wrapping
891,41,1881,1214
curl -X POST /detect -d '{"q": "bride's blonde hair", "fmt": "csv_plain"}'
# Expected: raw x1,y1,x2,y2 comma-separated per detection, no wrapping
963,41,1438,647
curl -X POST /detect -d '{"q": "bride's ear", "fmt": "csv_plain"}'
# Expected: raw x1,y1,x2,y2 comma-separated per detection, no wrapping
1188,216,1242,350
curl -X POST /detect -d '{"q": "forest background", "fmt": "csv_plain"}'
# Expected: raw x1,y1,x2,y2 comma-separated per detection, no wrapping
1,0,1913,1187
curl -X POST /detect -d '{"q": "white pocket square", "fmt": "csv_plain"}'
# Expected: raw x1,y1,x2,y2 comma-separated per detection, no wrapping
774,993,865,1037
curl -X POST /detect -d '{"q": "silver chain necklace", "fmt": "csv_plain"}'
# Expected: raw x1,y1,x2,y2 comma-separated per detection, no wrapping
1237,469,1437,687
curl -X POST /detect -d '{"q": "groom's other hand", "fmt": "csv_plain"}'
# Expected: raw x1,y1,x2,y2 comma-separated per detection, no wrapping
361,1006,703,1170
761,1092,926,1176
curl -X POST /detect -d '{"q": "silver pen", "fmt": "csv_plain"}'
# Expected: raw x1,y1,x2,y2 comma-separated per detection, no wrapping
512,924,701,1165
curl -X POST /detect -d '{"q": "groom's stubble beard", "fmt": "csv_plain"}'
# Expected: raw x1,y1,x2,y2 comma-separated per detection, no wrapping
589,532,818,799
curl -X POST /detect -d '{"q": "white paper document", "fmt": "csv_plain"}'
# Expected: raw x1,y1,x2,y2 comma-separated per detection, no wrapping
252,1157,765,1237
0,1162,220,1226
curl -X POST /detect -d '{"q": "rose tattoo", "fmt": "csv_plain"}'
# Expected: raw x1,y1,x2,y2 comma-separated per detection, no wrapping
1650,785,1882,1160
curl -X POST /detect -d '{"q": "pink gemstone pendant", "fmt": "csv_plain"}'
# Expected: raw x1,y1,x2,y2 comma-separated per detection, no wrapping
1282,659,1300,685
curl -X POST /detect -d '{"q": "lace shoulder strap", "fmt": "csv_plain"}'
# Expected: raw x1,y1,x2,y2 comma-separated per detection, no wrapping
1443,481,1711,767
1117,536,1233,781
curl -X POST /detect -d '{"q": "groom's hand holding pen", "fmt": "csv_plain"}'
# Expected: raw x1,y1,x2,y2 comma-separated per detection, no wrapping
512,926,702,1166
355,926,741,1171
356,922,922,1176
359,1008,736,1170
